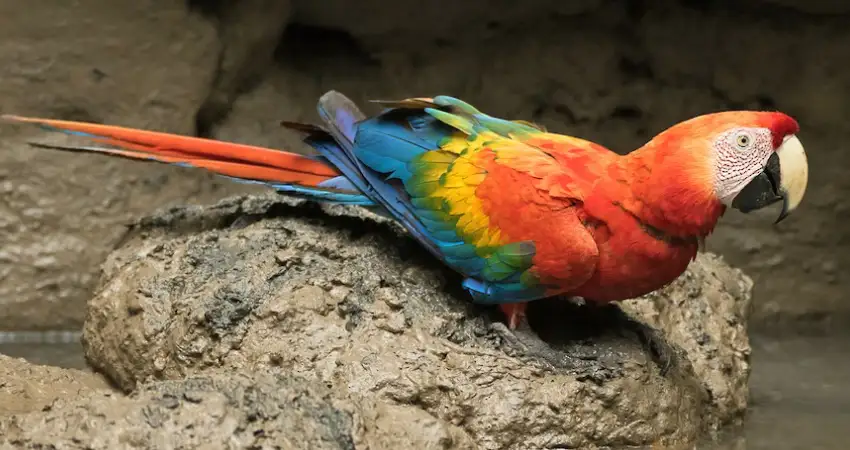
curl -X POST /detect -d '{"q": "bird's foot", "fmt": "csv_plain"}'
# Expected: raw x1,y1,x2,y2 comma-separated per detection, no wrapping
489,316,602,372
624,320,682,376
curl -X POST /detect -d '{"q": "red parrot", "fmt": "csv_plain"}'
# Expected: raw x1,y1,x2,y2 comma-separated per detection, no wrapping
2,91,808,332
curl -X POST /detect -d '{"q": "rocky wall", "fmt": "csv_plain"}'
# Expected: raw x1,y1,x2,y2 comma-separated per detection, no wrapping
1,0,846,329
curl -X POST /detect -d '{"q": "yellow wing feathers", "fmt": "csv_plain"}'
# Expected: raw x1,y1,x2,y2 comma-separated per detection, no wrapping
415,132,505,251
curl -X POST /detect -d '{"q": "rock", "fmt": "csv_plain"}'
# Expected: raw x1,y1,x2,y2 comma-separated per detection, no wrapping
80,194,751,448
621,253,753,424
190,0,295,137
0,370,475,449
0,354,112,416
192,0,604,135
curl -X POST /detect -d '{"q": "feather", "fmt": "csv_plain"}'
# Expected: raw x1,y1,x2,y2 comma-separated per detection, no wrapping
3,116,375,205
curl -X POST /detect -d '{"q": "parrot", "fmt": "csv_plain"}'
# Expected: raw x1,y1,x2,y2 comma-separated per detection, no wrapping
2,91,809,335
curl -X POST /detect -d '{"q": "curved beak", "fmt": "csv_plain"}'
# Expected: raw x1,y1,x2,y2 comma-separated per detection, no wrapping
731,135,808,223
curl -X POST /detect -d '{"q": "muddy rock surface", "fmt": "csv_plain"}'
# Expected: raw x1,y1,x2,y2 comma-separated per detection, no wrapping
77,194,751,448
0,354,112,416
0,370,475,449
620,257,753,425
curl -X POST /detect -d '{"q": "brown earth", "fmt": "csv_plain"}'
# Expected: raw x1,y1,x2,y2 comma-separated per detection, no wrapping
0,0,846,331
0,353,112,416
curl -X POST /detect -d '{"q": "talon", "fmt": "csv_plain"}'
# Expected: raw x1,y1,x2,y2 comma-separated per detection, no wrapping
489,322,528,352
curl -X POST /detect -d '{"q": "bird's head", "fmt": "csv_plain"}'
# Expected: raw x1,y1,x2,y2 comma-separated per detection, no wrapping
654,111,809,224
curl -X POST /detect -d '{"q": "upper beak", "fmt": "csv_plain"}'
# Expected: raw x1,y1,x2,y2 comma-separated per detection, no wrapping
731,134,809,223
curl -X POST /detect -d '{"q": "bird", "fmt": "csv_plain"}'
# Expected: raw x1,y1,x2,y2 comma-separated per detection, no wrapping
2,91,808,336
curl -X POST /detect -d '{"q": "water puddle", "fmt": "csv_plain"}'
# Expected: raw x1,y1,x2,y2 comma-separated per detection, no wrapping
719,331,850,449
0,330,88,370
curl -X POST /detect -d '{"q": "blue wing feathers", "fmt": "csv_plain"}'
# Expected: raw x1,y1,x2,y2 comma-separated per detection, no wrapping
301,91,547,304
316,91,362,146
462,278,547,304
269,185,375,205
216,175,375,206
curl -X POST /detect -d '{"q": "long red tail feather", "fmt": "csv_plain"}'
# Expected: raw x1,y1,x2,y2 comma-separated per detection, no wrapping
2,114,341,187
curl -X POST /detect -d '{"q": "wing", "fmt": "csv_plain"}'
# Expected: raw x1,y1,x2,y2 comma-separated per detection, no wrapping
371,96,617,202
348,96,607,303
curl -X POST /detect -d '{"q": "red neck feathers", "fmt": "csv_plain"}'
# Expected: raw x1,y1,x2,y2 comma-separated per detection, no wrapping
602,111,798,239
609,128,726,239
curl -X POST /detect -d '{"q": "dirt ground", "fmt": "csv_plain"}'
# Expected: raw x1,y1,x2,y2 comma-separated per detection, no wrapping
0,353,111,416
1,0,848,330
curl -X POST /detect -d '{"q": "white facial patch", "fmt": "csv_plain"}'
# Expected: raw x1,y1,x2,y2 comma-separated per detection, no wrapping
713,127,775,205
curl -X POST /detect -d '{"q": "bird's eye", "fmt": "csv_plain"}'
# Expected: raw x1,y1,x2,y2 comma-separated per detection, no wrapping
735,133,752,149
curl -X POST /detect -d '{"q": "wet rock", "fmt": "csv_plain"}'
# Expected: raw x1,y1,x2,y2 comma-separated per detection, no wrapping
0,370,475,449
0,354,112,416
621,253,753,425
81,194,751,448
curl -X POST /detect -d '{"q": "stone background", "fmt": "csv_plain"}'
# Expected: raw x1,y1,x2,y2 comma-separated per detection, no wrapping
1,0,846,330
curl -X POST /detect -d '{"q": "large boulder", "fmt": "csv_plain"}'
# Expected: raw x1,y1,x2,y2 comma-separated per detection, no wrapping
77,194,751,448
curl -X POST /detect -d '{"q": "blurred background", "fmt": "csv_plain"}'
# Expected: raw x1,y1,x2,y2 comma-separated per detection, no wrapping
0,0,847,448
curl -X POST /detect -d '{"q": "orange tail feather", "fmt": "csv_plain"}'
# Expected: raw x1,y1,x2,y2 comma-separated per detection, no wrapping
2,114,341,188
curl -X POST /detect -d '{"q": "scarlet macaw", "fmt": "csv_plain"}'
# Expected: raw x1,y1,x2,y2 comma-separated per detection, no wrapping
2,91,808,332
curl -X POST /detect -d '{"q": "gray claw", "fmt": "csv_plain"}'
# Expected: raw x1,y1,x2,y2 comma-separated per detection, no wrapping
489,320,606,372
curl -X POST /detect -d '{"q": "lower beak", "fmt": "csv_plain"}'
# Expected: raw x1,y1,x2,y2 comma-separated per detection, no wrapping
731,135,809,223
